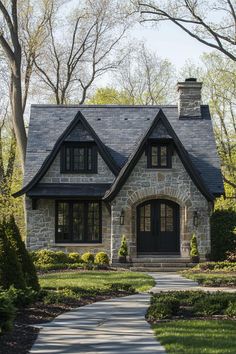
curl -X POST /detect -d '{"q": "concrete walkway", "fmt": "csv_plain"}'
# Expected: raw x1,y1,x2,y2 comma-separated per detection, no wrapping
30,273,235,353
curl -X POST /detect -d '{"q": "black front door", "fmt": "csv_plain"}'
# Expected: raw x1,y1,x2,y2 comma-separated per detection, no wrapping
137,199,180,254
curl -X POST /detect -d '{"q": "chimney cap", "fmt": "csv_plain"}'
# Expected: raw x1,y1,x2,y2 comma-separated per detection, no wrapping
185,78,197,82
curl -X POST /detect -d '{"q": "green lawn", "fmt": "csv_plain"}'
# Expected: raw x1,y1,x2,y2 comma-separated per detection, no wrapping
153,320,236,353
182,272,236,287
39,270,155,292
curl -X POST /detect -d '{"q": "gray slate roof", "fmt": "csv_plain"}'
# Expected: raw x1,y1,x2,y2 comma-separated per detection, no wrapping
24,104,224,197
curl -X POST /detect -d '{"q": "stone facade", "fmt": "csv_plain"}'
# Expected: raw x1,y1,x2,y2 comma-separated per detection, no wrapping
26,197,112,256
177,80,202,118
26,146,211,261
110,149,211,262
40,153,115,184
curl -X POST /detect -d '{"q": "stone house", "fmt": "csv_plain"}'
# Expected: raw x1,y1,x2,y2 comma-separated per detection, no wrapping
14,78,224,265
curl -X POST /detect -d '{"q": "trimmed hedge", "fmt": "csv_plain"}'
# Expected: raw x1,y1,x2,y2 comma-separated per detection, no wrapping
211,210,236,261
0,291,16,334
95,252,109,265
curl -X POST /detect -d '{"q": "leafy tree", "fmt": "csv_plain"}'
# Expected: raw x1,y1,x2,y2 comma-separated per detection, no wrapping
211,210,236,261
5,216,39,291
0,223,26,290
88,87,132,104
137,0,236,62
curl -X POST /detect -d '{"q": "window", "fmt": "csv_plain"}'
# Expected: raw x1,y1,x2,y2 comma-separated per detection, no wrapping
61,143,97,173
140,203,151,232
56,201,102,243
147,143,172,168
160,203,174,232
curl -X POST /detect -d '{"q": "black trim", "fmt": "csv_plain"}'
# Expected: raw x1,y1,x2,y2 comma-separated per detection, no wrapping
13,111,119,198
147,142,172,169
60,142,98,173
55,200,102,244
104,109,214,202
26,183,111,198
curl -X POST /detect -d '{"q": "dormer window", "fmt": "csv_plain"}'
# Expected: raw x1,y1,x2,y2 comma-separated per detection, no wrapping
61,143,97,173
147,142,172,168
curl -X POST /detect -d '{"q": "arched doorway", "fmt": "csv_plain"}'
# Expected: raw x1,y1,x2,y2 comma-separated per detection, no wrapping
137,199,180,254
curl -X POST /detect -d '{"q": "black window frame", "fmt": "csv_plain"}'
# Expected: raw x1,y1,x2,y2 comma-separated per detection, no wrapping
147,141,172,169
55,200,102,244
60,142,98,174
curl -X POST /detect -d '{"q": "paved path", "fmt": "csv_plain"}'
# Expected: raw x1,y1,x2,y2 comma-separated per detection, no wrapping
30,273,235,354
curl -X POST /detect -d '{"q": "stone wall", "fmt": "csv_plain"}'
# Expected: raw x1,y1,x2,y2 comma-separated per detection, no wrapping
111,149,211,261
40,152,115,184
26,197,111,256
26,149,114,256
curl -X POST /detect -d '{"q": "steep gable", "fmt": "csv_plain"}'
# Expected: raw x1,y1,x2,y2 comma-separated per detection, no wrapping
14,111,119,197
104,109,214,201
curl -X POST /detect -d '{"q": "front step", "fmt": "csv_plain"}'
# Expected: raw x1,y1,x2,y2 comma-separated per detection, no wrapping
113,257,195,272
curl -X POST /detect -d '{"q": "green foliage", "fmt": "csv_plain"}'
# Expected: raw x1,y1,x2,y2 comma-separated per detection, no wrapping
5,216,39,291
147,291,236,321
67,252,80,264
0,291,16,334
182,272,236,287
0,224,26,290
5,286,39,307
95,252,109,265
210,210,236,261
81,252,94,263
118,235,128,257
190,261,236,272
87,87,132,105
147,294,180,320
190,234,199,261
31,249,68,266
108,283,135,293
225,302,236,317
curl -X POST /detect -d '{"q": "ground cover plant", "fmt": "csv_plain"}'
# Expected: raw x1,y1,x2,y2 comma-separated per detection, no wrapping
181,261,236,287
147,291,236,353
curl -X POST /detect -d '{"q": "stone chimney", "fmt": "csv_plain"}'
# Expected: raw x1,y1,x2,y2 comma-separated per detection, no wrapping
177,78,202,118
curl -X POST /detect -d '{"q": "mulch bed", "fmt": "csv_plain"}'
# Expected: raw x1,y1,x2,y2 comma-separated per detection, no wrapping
0,291,132,354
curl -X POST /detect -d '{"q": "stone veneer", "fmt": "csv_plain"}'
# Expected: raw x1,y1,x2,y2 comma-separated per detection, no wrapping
40,153,115,184
26,147,212,261
110,149,212,262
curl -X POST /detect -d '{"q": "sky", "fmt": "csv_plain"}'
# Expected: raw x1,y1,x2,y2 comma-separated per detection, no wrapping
130,21,212,72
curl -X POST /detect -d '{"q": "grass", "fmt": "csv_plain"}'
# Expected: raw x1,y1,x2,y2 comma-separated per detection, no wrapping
182,272,236,287
39,270,155,292
153,320,236,353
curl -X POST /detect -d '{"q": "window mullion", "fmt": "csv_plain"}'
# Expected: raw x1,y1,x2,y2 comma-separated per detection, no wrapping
84,202,88,242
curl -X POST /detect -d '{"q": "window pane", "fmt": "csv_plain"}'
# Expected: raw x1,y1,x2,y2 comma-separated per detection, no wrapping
88,202,100,241
78,148,85,170
145,218,151,231
65,148,71,171
161,204,166,217
166,205,173,218
87,147,92,171
151,146,158,166
73,148,79,171
72,203,84,241
160,146,167,166
57,202,70,240
145,204,151,217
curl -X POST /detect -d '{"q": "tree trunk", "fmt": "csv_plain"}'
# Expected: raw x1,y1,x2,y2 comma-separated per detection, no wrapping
11,63,27,167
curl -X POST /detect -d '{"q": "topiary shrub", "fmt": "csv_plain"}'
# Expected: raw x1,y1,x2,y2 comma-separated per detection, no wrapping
190,234,200,263
31,249,68,266
67,252,80,264
0,291,16,334
118,235,128,262
5,216,40,291
211,210,236,261
95,252,109,265
81,252,94,264
147,295,180,320
0,224,26,290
